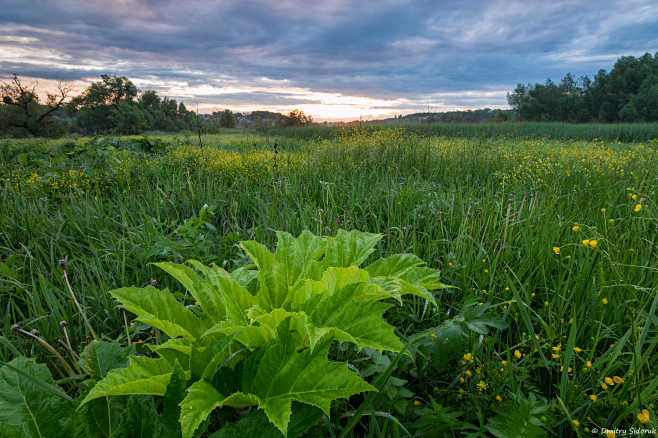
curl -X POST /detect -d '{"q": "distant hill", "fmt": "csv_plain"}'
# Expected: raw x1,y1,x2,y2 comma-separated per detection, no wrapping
367,108,514,125
200,108,515,128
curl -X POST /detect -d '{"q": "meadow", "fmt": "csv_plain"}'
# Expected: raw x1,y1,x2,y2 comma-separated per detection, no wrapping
0,126,656,437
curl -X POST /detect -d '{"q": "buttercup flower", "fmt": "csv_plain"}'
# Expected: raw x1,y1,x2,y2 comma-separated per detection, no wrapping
637,409,650,424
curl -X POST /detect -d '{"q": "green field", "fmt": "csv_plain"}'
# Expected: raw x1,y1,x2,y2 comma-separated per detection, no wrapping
1,127,656,437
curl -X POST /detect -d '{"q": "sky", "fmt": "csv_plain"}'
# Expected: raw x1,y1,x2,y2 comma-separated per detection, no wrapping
1,0,657,121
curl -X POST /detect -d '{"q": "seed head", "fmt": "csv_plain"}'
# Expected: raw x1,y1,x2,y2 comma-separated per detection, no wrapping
59,320,69,328
58,259,67,269
11,324,22,333
30,328,40,337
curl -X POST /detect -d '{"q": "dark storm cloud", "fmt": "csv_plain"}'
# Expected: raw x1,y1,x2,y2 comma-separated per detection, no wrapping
1,0,656,118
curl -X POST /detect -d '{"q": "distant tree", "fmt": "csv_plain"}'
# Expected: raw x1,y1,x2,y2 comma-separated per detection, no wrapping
109,101,148,134
510,52,658,123
286,109,312,126
70,74,137,109
219,109,236,128
70,75,141,134
139,90,161,110
0,74,72,136
507,84,527,114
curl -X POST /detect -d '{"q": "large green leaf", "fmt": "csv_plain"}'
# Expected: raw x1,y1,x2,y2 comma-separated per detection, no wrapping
301,281,403,352
79,356,175,406
240,231,325,311
150,338,192,370
116,396,167,438
79,340,131,379
240,240,287,310
179,380,226,438
273,230,325,285
161,361,188,438
154,261,227,322
364,253,424,277
238,320,376,435
322,229,382,268
214,403,324,438
0,357,74,438
111,286,204,341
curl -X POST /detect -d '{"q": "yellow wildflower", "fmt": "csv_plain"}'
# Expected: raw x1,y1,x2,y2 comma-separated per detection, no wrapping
413,400,422,407
496,395,502,402
613,376,624,384
552,343,562,352
637,409,650,424
476,381,487,391
604,377,614,386
552,246,560,254
572,419,579,427
634,204,642,212
514,350,522,359
582,239,590,246
589,394,597,402
589,240,597,248
465,370,472,376
572,225,580,232
602,383,608,390
464,353,473,363
602,298,608,304
573,347,582,353
586,361,592,368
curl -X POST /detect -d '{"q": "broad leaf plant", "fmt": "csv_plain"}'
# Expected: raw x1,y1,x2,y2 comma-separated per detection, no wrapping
78,229,448,437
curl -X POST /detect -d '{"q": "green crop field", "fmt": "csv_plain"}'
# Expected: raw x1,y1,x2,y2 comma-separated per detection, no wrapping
1,127,656,437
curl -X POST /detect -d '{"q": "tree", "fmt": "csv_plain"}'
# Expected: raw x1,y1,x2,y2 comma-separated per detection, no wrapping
0,74,72,136
69,75,142,134
219,109,236,128
507,84,527,114
70,75,137,109
286,109,312,126
509,52,658,122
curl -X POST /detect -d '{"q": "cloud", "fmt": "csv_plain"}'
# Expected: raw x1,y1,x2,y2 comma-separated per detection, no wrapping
0,0,656,120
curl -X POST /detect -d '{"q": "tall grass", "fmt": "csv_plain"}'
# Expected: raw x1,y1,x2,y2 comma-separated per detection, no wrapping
270,121,658,142
1,129,656,432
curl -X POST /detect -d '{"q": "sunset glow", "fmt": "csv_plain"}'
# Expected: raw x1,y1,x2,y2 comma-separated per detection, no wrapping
1,1,657,120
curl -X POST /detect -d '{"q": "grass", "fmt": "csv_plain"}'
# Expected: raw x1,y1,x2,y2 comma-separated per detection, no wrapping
1,126,657,435
270,121,658,142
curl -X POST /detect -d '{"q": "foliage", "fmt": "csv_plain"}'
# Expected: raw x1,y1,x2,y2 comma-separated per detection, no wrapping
77,229,446,437
484,393,552,438
1,128,657,435
0,356,75,437
68,75,197,135
0,74,72,137
508,52,658,122
219,110,237,128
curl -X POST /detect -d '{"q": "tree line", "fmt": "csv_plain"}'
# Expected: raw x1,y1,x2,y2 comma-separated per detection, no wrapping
508,53,658,122
0,74,311,137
